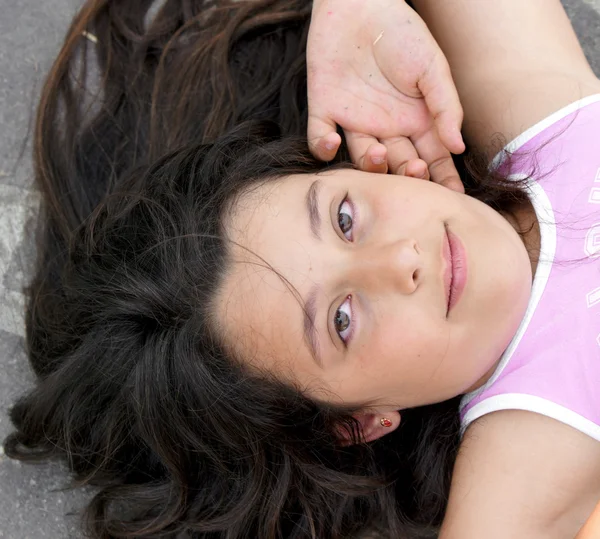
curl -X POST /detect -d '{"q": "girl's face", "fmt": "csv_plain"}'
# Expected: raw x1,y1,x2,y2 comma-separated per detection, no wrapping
218,169,533,409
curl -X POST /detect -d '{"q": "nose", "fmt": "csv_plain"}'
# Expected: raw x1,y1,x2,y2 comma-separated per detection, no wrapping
350,238,422,294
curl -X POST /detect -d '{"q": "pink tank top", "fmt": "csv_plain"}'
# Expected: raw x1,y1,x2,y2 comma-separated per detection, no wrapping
460,94,600,440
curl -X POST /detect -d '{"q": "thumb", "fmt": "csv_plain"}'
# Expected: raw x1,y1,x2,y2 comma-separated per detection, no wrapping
308,113,342,162
419,53,465,155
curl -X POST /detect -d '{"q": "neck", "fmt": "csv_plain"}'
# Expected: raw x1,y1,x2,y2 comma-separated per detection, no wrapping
500,199,541,280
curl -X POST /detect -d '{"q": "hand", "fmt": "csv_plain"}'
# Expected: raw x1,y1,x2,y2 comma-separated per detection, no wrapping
307,0,465,192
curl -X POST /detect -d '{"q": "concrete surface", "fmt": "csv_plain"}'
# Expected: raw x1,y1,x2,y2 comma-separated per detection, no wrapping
0,0,599,537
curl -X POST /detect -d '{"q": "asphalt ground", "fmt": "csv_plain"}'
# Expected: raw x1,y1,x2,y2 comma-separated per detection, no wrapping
0,0,599,537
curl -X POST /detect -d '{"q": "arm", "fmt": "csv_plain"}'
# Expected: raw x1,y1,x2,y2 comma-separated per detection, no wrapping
411,0,600,156
440,411,600,539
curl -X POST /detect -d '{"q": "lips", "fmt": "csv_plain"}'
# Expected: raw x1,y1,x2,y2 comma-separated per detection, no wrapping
442,228,452,313
442,225,467,316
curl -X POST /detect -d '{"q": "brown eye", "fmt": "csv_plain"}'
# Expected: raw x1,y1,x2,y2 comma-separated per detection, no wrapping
338,212,352,234
337,198,354,240
333,296,353,344
334,309,350,333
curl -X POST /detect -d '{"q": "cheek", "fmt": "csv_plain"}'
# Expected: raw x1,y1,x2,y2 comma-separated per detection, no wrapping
357,305,447,376
378,197,414,225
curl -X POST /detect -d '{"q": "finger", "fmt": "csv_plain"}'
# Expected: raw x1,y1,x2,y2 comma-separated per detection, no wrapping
362,144,389,174
404,159,430,180
380,136,419,176
418,53,466,154
345,131,388,174
412,129,465,193
308,114,342,161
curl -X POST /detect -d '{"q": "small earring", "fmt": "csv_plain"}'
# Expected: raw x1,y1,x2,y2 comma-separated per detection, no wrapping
380,418,393,428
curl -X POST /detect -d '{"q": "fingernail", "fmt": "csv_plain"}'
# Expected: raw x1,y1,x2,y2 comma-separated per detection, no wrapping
325,142,337,151
371,156,385,165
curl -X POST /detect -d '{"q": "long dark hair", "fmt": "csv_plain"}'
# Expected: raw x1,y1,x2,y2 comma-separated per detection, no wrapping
3,1,530,538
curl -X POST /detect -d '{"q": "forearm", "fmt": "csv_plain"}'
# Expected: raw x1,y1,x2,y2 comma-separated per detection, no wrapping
411,0,590,73
410,0,598,152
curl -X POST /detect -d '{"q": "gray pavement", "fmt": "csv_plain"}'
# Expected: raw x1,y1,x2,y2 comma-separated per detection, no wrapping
1,0,599,538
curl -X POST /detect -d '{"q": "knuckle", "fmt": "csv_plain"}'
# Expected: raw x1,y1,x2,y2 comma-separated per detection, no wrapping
393,161,410,175
428,155,453,171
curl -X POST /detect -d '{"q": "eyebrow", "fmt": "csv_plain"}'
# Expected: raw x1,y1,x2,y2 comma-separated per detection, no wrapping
302,179,324,368
306,178,322,240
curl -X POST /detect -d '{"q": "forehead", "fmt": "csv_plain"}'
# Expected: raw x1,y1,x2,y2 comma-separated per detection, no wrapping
217,173,320,375
228,173,310,242
225,173,318,293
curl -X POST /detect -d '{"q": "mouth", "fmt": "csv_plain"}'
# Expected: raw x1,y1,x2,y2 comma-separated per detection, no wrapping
443,224,467,316
442,225,453,316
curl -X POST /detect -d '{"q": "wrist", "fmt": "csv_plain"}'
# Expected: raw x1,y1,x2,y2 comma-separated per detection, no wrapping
311,0,407,20
313,0,406,7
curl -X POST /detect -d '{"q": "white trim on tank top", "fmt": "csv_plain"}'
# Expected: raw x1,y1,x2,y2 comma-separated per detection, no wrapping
462,394,600,442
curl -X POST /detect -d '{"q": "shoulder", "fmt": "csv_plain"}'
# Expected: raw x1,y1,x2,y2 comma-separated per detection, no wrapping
440,410,600,539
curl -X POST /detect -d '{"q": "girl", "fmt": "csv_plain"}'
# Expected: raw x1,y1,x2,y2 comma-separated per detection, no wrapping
3,2,599,539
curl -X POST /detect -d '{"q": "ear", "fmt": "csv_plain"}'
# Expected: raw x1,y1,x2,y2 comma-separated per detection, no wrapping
336,410,401,446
